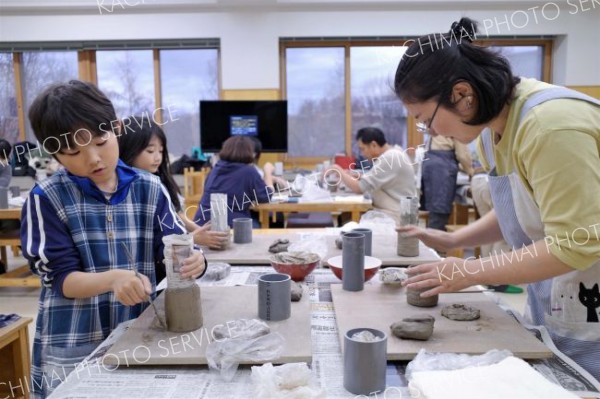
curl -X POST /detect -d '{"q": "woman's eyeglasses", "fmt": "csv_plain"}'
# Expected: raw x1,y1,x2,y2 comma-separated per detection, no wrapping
415,98,442,135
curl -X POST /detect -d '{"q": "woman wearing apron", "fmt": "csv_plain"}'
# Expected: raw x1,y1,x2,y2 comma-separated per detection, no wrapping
395,18,600,381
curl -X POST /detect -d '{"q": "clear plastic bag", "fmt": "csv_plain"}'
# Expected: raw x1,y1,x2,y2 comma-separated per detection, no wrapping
292,174,331,202
251,362,325,399
405,348,512,380
358,210,398,235
289,233,328,261
206,319,285,381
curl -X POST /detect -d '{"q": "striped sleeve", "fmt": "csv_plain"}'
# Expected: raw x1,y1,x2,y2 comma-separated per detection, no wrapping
20,191,82,296
153,184,186,262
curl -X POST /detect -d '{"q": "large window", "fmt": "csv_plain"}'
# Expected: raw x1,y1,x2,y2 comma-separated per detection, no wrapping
350,46,408,155
285,47,345,157
0,53,18,144
0,42,220,160
160,49,219,157
283,40,551,159
96,50,155,119
493,46,544,80
22,51,78,142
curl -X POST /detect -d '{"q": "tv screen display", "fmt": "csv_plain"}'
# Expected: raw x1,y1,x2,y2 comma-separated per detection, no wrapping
200,100,288,153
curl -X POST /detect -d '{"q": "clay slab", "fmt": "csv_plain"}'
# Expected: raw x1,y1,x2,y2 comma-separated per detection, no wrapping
104,285,311,366
331,284,552,360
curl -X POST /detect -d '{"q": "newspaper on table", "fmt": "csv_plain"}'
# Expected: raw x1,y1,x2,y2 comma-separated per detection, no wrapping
49,269,600,399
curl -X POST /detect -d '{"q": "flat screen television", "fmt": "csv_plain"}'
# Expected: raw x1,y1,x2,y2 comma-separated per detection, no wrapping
200,100,288,153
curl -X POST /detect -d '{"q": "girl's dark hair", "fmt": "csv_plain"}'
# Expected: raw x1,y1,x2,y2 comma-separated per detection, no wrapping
118,115,181,211
394,18,520,125
28,80,117,153
219,136,255,164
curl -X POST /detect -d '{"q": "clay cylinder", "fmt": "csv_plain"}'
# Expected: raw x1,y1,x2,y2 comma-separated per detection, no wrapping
406,286,439,307
165,284,203,332
397,234,419,257
397,196,420,257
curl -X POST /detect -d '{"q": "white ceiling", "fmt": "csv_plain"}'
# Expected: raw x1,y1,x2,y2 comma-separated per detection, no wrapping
0,0,568,13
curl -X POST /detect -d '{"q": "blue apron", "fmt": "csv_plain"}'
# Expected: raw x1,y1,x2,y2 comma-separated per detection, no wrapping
422,144,458,215
481,87,600,381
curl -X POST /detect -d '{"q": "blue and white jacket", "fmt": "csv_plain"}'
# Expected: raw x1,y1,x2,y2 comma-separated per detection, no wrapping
21,160,185,398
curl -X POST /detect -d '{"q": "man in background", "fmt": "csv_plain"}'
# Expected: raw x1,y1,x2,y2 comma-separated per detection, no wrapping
328,127,416,221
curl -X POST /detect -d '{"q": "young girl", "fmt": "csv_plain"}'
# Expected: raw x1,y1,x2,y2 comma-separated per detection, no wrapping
118,116,229,250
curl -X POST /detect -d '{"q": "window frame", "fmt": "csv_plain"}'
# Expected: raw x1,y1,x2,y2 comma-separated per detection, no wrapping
281,38,552,163
2,42,220,144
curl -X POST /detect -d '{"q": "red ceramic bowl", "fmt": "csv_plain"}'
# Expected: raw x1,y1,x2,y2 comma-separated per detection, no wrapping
270,252,320,282
326,255,382,282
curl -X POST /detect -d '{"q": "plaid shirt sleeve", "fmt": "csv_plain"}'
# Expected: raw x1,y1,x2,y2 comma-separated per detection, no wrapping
21,191,81,297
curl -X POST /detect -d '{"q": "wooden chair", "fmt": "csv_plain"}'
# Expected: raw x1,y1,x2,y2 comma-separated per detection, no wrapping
0,230,40,288
183,167,210,221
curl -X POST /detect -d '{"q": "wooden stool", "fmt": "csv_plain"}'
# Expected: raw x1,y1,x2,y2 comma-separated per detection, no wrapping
0,317,33,399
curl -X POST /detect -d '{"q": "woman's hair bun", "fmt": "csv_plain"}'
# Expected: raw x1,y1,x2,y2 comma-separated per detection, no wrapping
449,17,479,42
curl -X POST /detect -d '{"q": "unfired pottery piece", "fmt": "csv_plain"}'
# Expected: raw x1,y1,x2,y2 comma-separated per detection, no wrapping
390,314,435,341
291,282,303,302
335,234,343,249
211,319,271,340
406,286,438,307
441,304,481,321
379,267,407,285
165,285,203,332
269,238,291,253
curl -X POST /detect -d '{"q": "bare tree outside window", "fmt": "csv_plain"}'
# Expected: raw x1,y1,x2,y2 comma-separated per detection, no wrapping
285,47,345,157
22,51,78,143
97,50,155,119
160,49,219,158
350,46,408,156
0,53,19,144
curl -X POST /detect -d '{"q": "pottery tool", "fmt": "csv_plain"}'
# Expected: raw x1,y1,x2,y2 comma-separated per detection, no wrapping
120,242,166,329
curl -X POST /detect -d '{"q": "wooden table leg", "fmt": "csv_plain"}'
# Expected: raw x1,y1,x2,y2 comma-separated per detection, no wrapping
350,210,360,223
259,211,270,229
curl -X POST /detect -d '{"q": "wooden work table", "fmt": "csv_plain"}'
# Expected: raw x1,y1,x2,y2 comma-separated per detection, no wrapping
203,228,440,266
0,317,33,399
252,195,372,229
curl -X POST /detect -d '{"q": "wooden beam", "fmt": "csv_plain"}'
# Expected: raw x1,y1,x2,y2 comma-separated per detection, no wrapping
153,49,163,124
13,53,26,142
344,44,352,156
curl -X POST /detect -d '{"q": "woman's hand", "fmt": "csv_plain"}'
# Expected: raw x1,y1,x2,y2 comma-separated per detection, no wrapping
179,250,206,279
111,270,151,306
396,225,457,252
193,222,229,249
402,257,477,297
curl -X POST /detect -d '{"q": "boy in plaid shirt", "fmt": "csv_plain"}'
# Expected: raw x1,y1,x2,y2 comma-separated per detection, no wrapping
21,80,206,398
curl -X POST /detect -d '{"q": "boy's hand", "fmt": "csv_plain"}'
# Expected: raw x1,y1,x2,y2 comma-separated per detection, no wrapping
180,250,206,279
112,270,152,306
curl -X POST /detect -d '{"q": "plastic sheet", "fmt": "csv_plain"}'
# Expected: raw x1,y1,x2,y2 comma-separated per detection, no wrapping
251,362,325,399
405,348,512,380
206,319,285,381
358,210,397,235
